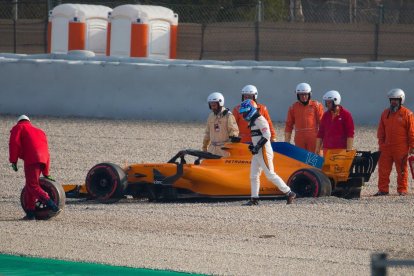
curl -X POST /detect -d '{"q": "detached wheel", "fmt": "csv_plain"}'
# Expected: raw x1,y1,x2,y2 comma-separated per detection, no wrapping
287,168,332,198
85,163,127,203
20,178,66,220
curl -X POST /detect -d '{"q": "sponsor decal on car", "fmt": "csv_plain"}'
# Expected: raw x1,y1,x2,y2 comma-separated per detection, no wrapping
224,160,251,164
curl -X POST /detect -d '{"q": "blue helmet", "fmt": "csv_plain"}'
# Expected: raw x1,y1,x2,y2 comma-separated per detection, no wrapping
239,99,257,121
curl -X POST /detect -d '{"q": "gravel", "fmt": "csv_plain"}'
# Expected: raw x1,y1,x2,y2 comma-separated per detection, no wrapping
0,115,413,275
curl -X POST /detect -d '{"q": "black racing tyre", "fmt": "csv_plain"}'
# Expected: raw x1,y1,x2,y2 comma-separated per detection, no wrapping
85,163,127,203
287,168,332,198
20,178,66,220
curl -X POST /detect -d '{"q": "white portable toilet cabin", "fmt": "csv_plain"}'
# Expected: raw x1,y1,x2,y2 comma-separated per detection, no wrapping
107,5,178,59
48,4,112,54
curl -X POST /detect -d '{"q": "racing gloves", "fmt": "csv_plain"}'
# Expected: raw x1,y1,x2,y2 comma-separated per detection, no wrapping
10,163,55,182
44,175,56,182
249,137,268,155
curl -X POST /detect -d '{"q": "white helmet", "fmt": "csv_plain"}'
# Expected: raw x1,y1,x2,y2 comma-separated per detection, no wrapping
207,92,225,107
241,85,258,100
323,90,341,105
295,83,312,94
17,115,30,122
387,88,405,104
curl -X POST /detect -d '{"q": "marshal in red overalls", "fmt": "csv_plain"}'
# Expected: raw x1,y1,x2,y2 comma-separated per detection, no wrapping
9,117,52,213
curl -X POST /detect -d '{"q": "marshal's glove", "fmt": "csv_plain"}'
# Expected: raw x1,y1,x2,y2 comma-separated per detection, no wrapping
11,163,18,172
44,175,56,182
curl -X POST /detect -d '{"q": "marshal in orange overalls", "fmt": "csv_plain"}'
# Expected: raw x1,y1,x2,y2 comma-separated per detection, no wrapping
233,103,276,143
377,106,414,194
284,100,324,152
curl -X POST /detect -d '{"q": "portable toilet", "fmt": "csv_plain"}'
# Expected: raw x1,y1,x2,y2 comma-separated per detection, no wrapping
48,4,112,54
107,5,178,59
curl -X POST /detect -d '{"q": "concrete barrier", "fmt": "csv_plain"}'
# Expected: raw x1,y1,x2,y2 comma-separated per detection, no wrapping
0,54,413,124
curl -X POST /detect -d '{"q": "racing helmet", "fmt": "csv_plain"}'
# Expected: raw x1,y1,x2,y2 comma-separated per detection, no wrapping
17,114,30,122
295,83,312,95
239,99,258,121
323,90,341,105
295,82,312,103
207,92,225,108
241,85,258,101
387,88,405,104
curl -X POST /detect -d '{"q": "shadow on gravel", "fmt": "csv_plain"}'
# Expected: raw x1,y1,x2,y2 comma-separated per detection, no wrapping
64,196,290,206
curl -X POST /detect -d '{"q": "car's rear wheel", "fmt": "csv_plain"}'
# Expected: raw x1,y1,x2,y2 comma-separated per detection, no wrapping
287,168,332,197
20,178,66,220
85,163,127,203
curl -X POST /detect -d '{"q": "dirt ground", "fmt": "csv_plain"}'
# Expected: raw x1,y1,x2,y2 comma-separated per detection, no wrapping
0,115,413,275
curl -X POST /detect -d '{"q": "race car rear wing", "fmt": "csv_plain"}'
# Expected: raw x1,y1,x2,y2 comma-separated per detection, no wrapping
349,151,381,182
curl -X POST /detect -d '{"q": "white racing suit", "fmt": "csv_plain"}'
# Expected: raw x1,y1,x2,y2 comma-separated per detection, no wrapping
203,107,239,156
250,115,291,198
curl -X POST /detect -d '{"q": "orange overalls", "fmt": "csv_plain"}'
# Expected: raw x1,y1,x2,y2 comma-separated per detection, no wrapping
285,100,324,152
233,103,276,143
377,106,414,194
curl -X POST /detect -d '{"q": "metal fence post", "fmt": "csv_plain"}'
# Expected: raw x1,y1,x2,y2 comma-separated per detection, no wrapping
374,4,384,61
12,0,18,53
371,253,387,276
379,4,384,24
47,0,53,12
199,23,206,60
46,0,53,53
255,0,262,61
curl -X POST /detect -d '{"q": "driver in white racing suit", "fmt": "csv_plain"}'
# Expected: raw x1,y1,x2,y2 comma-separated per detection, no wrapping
239,99,296,205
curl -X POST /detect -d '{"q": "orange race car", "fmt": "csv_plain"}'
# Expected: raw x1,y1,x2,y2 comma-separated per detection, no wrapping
63,142,380,203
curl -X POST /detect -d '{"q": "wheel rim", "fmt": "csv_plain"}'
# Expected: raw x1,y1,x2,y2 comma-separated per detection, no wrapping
21,179,60,220
87,167,118,199
290,171,319,197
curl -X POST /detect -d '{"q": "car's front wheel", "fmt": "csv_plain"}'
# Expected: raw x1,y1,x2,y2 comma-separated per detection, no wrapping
85,163,127,203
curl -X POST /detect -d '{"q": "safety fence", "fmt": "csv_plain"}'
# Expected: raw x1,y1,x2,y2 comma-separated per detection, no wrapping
1,0,414,61
371,253,414,276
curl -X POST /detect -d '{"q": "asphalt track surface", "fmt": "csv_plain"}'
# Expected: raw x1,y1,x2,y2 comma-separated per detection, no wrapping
0,115,413,275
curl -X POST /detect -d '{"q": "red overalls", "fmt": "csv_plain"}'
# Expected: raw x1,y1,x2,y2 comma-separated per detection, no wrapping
9,121,51,211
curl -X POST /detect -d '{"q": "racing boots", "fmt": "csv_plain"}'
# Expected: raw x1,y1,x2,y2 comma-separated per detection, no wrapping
373,191,389,196
286,191,296,205
46,199,62,216
22,211,35,220
243,198,259,206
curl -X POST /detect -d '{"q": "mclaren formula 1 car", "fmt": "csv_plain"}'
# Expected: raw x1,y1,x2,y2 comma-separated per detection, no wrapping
63,142,380,203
